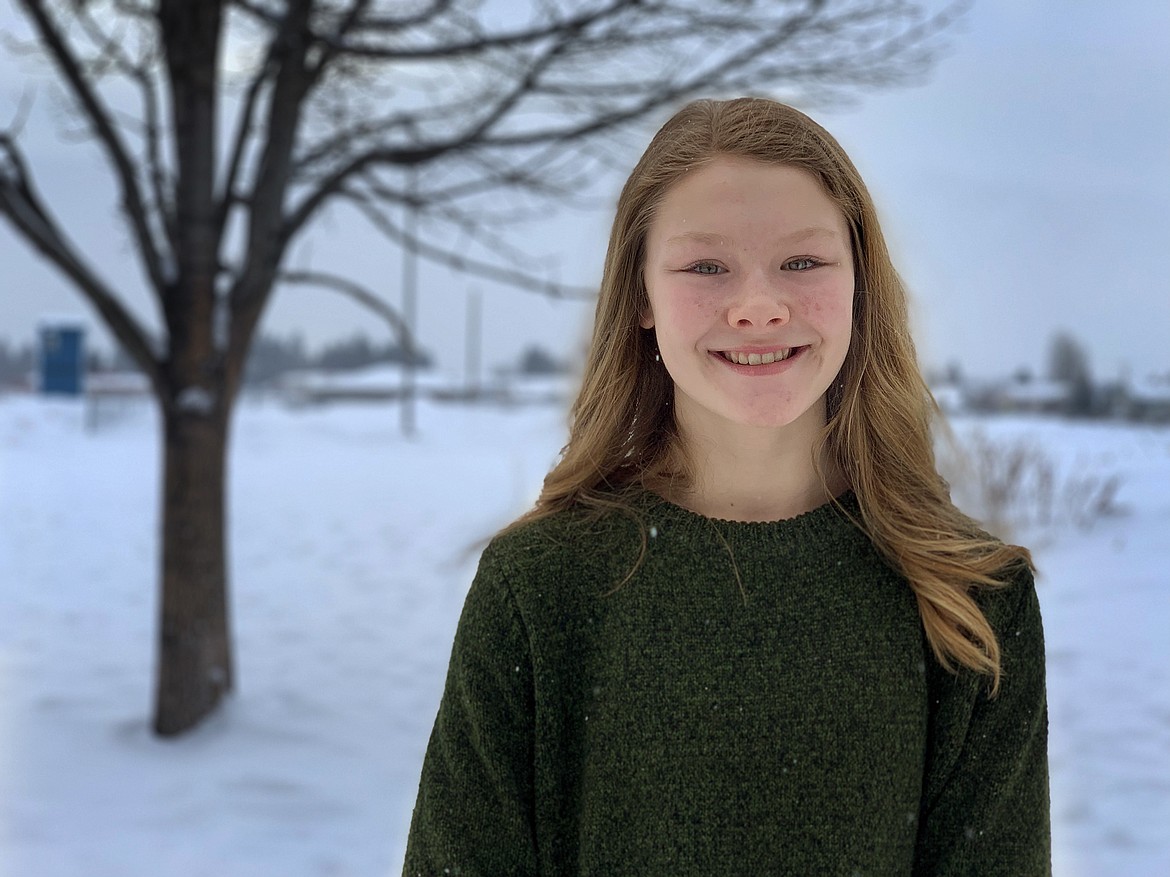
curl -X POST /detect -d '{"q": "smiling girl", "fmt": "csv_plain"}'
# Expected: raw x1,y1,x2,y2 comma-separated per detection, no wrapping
403,98,1050,876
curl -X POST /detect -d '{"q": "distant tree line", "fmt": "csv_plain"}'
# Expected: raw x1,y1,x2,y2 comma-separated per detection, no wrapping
1,331,574,391
929,331,1169,422
1,337,143,385
245,335,575,385
243,333,432,387
0,340,33,386
1045,333,1094,416
0,332,431,389
517,346,571,377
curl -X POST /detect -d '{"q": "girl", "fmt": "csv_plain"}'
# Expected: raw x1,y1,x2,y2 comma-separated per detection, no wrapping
403,98,1050,875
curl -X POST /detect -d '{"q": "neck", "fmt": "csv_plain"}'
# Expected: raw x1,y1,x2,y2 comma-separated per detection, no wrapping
666,401,846,522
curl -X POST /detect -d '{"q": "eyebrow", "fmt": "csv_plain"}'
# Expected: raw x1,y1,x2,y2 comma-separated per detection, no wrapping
664,226,841,246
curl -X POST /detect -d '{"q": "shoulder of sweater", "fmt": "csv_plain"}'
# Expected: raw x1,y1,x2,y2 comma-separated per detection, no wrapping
922,556,1042,711
477,502,645,595
972,555,1039,633
934,512,1039,633
485,502,640,553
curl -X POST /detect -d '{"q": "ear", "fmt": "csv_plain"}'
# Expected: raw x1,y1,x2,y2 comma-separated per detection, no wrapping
638,271,654,328
639,292,655,329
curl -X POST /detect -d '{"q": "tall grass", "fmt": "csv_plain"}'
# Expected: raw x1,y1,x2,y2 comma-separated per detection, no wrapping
937,428,1123,541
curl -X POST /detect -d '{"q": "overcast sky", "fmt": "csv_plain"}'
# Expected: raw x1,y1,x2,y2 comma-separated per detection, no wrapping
2,1,1168,382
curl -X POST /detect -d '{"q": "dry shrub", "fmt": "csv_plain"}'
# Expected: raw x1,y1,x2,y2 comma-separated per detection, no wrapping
937,428,1123,541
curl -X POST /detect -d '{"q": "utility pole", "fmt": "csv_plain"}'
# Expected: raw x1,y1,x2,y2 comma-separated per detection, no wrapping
400,167,418,437
465,289,482,399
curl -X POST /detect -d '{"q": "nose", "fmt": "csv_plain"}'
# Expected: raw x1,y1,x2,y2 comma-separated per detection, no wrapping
726,276,790,328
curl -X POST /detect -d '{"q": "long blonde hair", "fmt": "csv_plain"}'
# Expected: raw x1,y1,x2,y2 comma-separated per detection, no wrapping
514,97,1032,692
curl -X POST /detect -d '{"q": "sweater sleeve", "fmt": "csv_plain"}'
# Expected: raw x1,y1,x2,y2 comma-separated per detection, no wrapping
913,566,1052,876
402,546,538,877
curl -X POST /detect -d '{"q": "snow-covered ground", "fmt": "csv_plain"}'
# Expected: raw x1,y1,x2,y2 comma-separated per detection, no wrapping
1,395,1167,875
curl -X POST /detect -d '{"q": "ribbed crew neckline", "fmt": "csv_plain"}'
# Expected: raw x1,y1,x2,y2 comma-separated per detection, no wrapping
629,487,861,545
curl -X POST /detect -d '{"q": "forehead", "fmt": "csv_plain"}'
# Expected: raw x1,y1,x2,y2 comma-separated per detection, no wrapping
649,156,846,243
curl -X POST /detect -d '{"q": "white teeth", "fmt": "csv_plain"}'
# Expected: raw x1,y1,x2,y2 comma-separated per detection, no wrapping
722,348,793,366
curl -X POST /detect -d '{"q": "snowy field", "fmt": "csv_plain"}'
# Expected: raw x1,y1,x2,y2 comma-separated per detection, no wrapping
1,393,1167,876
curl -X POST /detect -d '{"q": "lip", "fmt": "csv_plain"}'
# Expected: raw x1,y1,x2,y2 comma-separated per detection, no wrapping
711,345,807,375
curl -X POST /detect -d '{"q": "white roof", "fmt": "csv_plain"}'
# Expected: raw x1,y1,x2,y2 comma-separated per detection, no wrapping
278,364,454,392
1129,376,1170,403
999,380,1070,404
36,315,88,330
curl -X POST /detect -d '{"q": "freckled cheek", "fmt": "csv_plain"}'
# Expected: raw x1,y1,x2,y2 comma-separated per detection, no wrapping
802,288,853,329
658,292,722,338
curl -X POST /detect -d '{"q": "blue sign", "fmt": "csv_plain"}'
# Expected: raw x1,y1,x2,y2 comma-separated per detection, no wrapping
39,324,85,396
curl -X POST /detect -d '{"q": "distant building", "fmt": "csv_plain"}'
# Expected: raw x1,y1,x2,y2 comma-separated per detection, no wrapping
275,363,574,407
992,378,1071,416
38,321,86,396
929,382,966,415
1122,376,1170,423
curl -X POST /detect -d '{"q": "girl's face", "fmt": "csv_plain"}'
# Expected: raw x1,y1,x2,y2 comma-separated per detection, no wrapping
641,156,854,439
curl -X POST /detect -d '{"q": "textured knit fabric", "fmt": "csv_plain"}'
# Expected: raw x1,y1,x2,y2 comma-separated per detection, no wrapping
402,491,1050,876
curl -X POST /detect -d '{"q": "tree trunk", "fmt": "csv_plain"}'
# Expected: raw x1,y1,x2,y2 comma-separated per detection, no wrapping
153,403,234,736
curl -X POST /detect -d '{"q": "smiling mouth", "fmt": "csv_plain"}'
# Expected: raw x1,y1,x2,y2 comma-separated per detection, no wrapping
718,347,799,366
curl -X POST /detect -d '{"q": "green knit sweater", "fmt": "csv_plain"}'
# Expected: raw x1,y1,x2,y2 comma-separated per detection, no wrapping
403,491,1050,876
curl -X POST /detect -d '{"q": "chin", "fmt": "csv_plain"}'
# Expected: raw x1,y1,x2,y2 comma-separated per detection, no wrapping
729,406,819,431
733,395,829,431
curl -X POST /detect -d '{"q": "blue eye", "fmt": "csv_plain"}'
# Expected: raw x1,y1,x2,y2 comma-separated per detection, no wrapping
690,262,723,275
785,258,820,271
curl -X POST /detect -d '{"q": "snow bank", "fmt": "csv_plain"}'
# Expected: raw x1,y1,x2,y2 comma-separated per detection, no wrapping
1,398,1166,875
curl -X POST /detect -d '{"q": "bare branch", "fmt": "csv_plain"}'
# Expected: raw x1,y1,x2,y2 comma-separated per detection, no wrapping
478,1,829,149
81,0,180,257
215,38,277,239
234,0,636,60
0,133,165,394
340,131,615,215
14,0,172,293
341,188,595,300
136,62,178,253
357,168,574,260
232,0,318,307
303,0,371,75
281,7,590,244
278,269,418,356
72,1,182,259
290,106,423,177
344,0,453,32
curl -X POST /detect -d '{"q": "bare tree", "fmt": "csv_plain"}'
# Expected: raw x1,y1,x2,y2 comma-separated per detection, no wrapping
1047,331,1094,416
0,0,968,736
